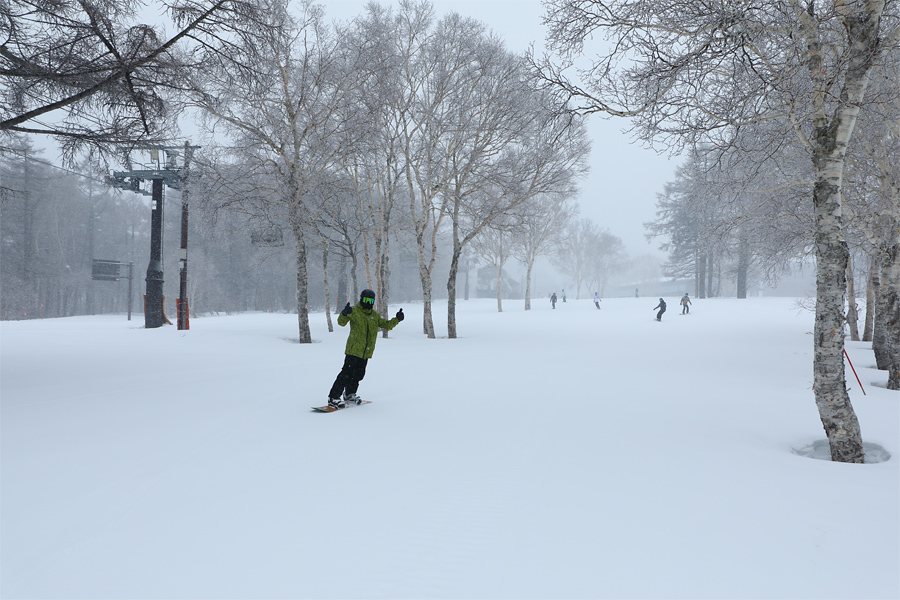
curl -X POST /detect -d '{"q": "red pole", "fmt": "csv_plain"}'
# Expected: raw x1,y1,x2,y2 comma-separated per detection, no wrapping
843,348,866,396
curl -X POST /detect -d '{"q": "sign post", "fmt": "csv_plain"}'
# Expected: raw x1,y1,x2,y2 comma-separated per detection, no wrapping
91,259,134,320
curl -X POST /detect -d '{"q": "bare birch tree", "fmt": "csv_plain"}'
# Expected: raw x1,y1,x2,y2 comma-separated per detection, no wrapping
843,58,900,388
536,0,900,462
553,217,601,299
187,0,373,342
470,214,520,312
343,2,425,334
516,192,576,310
392,10,521,338
444,85,590,337
588,229,627,297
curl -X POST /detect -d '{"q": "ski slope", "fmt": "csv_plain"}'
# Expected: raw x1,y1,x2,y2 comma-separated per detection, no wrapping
2,297,897,599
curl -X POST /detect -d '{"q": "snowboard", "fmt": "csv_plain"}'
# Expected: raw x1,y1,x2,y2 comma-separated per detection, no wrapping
311,400,372,413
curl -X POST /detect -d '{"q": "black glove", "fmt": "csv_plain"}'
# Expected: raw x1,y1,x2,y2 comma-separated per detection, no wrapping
395,308,404,322
341,302,352,316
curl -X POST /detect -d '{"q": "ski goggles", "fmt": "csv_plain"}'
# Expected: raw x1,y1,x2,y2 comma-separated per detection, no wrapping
361,297,374,306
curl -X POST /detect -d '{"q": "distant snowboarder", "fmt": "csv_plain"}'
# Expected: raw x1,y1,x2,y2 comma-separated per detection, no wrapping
594,292,601,309
550,292,558,309
653,298,667,321
681,293,692,314
561,289,567,303
326,289,403,409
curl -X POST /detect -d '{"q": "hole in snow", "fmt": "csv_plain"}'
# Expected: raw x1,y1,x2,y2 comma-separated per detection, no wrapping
792,439,891,463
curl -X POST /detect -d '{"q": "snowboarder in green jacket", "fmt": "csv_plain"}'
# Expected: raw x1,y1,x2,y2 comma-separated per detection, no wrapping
327,289,403,409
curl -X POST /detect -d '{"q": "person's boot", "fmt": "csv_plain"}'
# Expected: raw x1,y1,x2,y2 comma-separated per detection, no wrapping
343,392,363,406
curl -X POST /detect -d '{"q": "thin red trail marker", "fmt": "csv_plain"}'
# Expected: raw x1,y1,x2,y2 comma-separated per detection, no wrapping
844,348,866,396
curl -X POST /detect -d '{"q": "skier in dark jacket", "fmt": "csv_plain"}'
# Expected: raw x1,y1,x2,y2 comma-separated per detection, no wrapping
327,289,403,409
653,298,667,321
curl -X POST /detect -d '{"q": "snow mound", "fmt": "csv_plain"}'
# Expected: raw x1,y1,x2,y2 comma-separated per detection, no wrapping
792,439,892,463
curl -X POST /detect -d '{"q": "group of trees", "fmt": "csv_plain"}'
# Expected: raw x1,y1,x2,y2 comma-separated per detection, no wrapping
648,131,898,382
641,13,899,391
552,217,627,300
2,0,593,338
1,0,302,316
0,142,145,320
183,0,590,341
0,138,307,320
533,0,899,461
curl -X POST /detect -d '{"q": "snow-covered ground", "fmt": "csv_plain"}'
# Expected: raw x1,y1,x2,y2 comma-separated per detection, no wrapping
2,296,897,599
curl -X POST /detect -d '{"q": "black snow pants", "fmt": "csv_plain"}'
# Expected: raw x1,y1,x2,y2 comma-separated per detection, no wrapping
329,354,368,399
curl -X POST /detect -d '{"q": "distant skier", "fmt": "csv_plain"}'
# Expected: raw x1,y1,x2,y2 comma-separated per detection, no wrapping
561,289,567,303
594,292,601,309
551,292,558,309
327,289,403,409
653,298,667,321
681,293,692,314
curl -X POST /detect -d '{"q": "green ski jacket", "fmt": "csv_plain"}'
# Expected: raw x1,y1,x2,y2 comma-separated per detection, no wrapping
337,303,400,359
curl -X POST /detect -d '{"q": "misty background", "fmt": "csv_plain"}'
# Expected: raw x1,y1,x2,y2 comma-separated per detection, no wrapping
0,0,820,324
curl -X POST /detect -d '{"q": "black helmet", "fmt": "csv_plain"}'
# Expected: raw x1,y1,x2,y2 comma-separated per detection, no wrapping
360,289,376,308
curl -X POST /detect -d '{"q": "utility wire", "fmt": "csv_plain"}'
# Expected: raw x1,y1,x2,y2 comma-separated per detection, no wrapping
0,146,108,184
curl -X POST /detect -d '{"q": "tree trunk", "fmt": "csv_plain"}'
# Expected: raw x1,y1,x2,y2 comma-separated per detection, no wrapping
337,255,348,312
812,188,862,462
873,256,890,370
846,259,860,342
372,226,384,307
350,250,359,301
322,235,333,333
736,237,749,299
884,243,900,390
697,250,707,299
292,214,312,344
802,1,884,463
415,226,435,338
496,264,503,313
524,257,535,310
378,238,391,339
362,227,373,289
447,245,462,339
421,276,435,338
873,245,900,388
448,213,463,339
863,255,878,342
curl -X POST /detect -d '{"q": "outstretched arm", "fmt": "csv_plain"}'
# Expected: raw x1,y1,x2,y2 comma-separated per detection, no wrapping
378,308,404,330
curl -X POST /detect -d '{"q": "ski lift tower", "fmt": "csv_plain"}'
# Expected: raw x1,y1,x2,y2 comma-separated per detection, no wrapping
110,145,197,329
